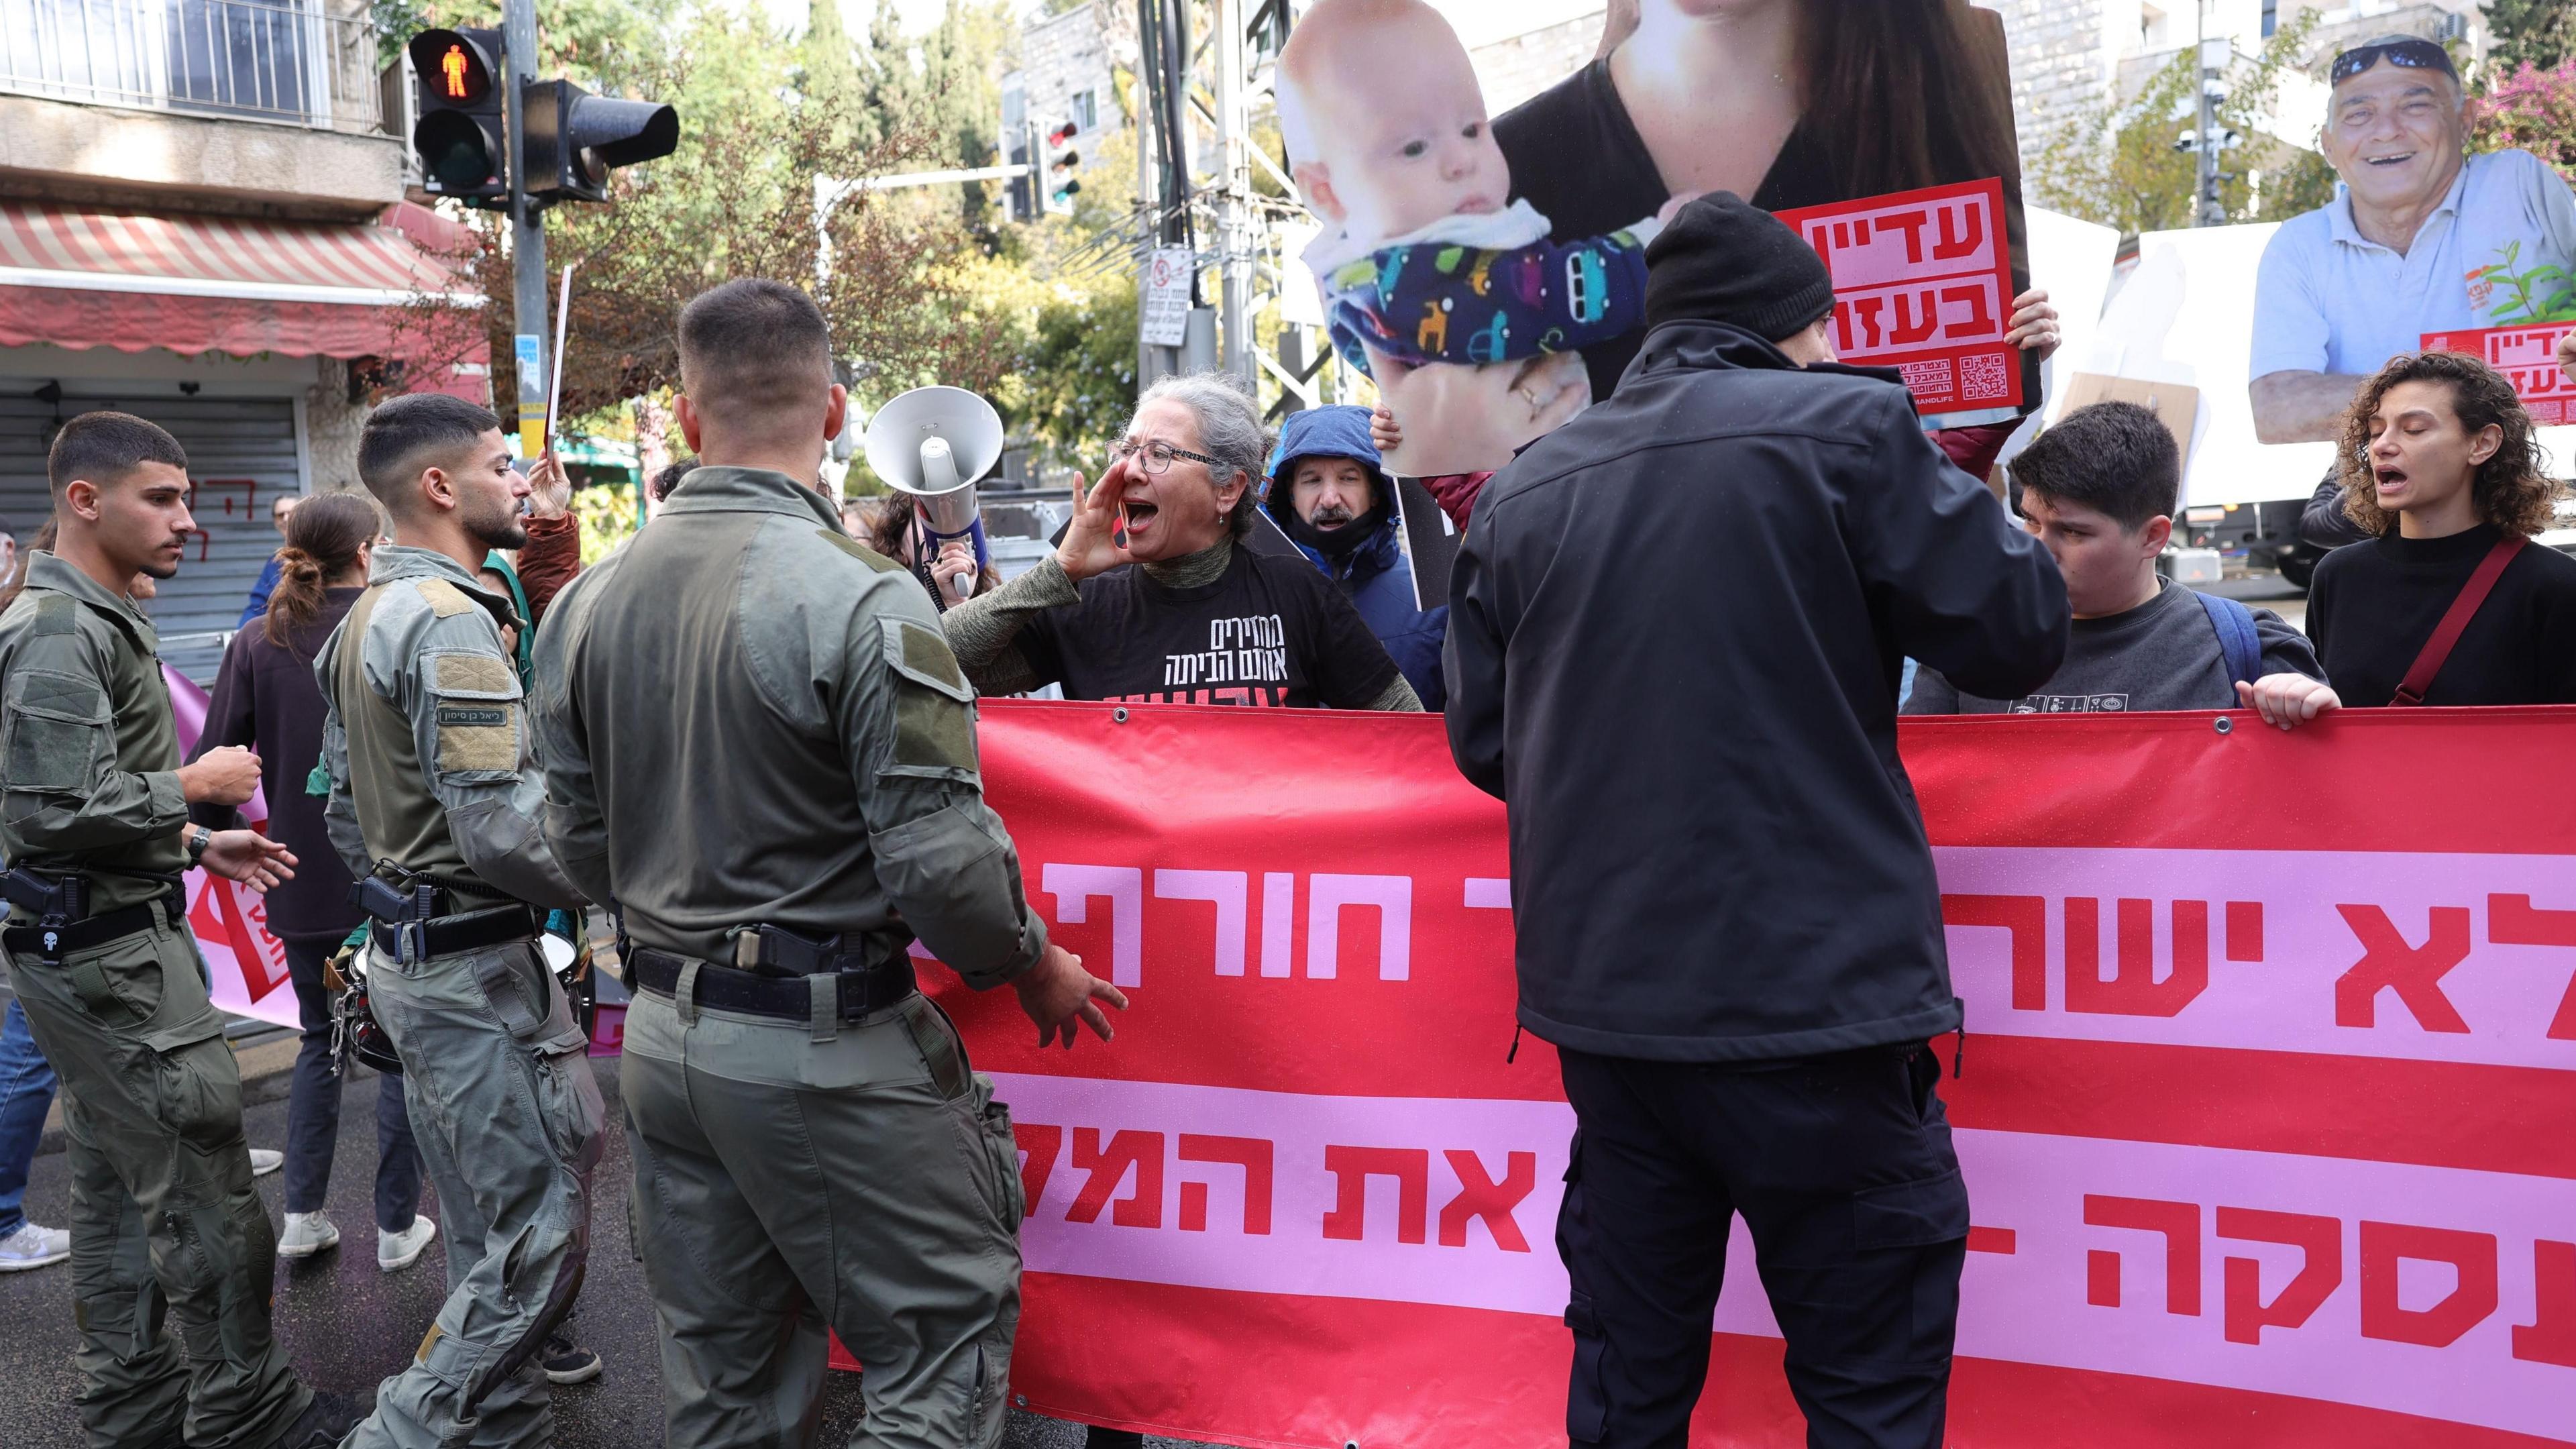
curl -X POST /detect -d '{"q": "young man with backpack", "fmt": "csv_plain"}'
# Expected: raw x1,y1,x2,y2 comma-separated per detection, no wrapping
1905,400,2335,722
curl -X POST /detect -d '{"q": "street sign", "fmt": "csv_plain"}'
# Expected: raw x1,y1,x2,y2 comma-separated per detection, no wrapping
1140,246,1193,347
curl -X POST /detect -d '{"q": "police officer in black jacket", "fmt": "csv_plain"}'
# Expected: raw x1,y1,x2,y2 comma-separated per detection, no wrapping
1444,193,2067,1448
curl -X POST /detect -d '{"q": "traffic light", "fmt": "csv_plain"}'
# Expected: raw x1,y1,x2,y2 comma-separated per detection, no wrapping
407,28,507,204
1043,118,1081,215
521,79,678,203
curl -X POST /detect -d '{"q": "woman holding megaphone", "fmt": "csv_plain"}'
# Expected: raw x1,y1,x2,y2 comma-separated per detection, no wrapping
941,372,1420,712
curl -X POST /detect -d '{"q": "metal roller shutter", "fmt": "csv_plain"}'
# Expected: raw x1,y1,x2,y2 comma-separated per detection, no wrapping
0,390,303,686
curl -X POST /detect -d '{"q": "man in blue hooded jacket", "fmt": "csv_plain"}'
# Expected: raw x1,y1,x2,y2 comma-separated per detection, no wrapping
1263,405,1447,709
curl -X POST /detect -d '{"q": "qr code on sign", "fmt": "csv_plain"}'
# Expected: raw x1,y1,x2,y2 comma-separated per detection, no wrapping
1961,352,2011,401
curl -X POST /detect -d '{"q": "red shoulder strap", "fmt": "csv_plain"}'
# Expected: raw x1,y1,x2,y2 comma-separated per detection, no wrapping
2392,535,2528,706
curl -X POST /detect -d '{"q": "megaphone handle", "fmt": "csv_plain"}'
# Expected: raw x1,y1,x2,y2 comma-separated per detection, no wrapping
969,517,989,574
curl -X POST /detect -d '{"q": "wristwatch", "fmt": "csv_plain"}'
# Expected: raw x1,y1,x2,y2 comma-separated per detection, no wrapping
186,825,212,865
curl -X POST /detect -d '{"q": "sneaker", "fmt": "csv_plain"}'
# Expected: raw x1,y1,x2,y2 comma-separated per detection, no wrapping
378,1215,436,1272
0,1222,70,1271
539,1331,603,1385
275,1388,369,1448
248,1147,284,1177
276,1211,339,1258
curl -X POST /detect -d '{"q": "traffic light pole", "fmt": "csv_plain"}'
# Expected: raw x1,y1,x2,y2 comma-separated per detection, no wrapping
504,0,547,458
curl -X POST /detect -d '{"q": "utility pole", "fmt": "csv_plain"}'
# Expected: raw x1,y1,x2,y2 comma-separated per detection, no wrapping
1214,0,1254,384
503,0,547,457
2194,4,2225,228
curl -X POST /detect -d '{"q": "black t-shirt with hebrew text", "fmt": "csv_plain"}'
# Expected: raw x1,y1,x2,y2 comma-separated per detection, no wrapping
1017,545,1402,708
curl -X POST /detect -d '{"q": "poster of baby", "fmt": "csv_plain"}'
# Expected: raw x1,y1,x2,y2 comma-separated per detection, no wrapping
1278,0,2045,476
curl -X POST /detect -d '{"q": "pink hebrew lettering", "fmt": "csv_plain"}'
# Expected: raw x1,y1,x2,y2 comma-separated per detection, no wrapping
1177,1134,1273,1234
1153,869,1248,976
2487,894,2576,1040
2218,1207,2342,1345
2359,1220,2498,1348
1044,864,1143,987
2514,1241,2576,1367
1438,1150,1536,1252
1260,872,1294,979
1069,1128,1165,1228
2083,1195,2202,1314
2334,905,2471,1032
1942,894,2047,1010
2065,898,2210,1018
1307,875,1411,980
1323,1146,1430,1244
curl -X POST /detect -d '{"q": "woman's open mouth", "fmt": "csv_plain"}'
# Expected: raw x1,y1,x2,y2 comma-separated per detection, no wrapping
1122,498,1159,541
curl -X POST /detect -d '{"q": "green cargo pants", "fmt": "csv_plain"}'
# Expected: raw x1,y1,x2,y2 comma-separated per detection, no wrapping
621,971,1023,1449
5,912,313,1449
343,935,603,1449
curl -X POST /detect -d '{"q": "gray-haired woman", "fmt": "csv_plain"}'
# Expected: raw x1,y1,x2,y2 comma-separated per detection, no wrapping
944,372,1421,711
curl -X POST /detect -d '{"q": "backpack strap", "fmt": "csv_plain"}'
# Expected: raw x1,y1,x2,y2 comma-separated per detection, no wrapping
2394,535,2528,706
2193,590,2262,688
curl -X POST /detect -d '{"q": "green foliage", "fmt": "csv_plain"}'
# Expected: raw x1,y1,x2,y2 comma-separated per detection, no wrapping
2484,0,2575,75
2030,11,2322,234
572,483,643,566
1016,283,1140,471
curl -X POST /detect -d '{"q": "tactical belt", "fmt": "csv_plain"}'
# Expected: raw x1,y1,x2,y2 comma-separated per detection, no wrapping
2,897,178,966
0,865,180,967
367,904,541,965
627,947,916,1024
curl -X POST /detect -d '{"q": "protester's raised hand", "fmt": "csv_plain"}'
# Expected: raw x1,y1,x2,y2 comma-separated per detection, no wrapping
1054,464,1131,583
1012,941,1129,1049
2236,672,2341,731
2004,288,2061,362
1365,347,1587,476
1369,405,1403,455
202,831,296,893
527,450,573,521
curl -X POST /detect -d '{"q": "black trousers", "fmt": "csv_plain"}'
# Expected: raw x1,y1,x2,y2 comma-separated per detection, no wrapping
280,933,421,1231
1555,1044,1968,1449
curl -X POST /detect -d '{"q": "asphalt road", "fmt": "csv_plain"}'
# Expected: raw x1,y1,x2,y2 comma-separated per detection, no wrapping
0,1056,1208,1449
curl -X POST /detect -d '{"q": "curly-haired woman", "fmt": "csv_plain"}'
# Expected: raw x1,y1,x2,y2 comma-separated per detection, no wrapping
2304,350,2576,708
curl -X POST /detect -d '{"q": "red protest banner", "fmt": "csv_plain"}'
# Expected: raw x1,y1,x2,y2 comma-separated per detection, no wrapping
2421,322,2576,425
1776,178,2024,415
893,700,2576,1448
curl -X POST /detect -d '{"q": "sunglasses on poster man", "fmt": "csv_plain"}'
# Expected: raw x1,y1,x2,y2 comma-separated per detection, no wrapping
2330,38,2458,87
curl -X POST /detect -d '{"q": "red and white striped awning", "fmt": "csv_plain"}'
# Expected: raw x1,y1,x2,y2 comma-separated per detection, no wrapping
0,201,484,361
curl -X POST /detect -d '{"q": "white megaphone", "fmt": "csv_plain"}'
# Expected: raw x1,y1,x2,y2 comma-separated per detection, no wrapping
865,386,1004,603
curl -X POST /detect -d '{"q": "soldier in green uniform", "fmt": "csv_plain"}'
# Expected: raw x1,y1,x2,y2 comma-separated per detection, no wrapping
1,411,358,1449
529,278,1127,1448
317,394,602,1449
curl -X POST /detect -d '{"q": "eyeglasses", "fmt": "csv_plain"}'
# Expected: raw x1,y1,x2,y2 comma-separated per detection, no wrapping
2330,38,2456,87
1110,437,1226,476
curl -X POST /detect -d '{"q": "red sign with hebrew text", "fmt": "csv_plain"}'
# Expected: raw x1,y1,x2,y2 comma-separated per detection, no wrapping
901,701,2576,1448
2422,322,2576,425
1775,178,2025,415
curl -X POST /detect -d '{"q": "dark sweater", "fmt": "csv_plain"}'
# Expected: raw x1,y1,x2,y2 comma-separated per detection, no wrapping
2305,525,2576,706
1905,579,2320,714
189,586,366,941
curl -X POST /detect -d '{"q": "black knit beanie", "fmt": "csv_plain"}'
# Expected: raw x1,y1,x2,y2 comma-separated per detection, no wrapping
1643,191,1837,343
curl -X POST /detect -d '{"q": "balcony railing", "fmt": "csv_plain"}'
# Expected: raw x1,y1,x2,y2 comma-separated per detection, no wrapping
1,0,384,133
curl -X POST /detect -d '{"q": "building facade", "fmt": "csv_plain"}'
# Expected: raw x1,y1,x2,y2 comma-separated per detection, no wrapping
0,0,479,680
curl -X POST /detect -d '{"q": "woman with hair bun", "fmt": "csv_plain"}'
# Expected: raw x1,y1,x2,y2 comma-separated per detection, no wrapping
191,490,439,1271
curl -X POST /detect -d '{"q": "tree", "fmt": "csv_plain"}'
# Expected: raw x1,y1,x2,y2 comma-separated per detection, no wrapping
2474,60,2576,182
2030,11,2324,234
1017,282,1140,471
2485,0,2575,75
392,9,1019,449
